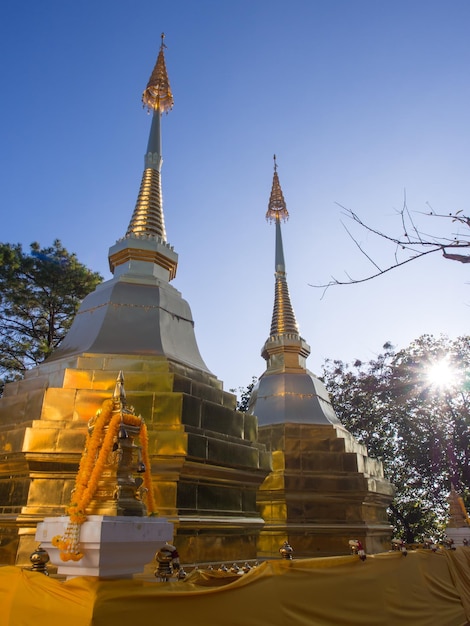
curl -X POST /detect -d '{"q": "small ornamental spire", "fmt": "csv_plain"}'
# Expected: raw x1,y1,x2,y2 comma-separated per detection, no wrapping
266,155,289,223
142,33,174,113
113,371,127,408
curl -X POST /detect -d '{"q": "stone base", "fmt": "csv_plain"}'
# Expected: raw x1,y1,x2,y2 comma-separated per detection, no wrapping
445,527,470,547
36,515,173,579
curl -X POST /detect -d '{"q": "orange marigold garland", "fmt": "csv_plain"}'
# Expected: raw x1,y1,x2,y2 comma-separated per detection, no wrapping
68,399,114,523
52,396,157,562
140,422,158,514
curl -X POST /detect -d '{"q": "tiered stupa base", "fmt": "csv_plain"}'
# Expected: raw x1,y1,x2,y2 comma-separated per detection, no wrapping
257,422,394,558
0,353,270,567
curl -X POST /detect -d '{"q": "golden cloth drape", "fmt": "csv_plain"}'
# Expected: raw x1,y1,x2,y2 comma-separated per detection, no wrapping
1,549,470,626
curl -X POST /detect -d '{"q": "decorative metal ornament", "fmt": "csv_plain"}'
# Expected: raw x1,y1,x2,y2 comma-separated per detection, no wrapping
154,543,181,581
444,538,456,550
266,155,289,223
155,554,173,582
279,540,294,559
29,546,50,575
423,538,438,551
391,538,407,556
142,33,174,113
349,539,366,561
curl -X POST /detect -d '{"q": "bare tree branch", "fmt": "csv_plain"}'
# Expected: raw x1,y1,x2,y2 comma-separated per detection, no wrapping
341,221,382,272
312,200,470,294
442,251,470,263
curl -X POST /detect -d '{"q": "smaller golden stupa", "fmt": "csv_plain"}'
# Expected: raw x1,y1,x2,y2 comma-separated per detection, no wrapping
249,157,395,558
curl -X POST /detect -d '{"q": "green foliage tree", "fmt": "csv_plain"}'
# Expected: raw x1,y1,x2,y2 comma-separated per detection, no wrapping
0,240,103,395
322,335,470,543
230,377,257,412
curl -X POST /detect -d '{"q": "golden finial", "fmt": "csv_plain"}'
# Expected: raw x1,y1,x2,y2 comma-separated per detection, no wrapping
113,371,127,409
266,155,289,223
142,33,174,113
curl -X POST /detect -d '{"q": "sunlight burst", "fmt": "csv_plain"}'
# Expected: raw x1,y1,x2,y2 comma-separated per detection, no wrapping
426,358,457,390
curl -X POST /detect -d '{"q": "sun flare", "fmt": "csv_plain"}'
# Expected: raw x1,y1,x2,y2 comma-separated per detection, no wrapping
426,358,457,390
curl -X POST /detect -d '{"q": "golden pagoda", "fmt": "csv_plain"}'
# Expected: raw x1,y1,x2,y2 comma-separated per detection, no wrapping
249,157,395,558
0,36,270,567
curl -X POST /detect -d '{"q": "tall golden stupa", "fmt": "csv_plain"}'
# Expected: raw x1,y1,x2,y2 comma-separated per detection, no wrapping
250,157,394,557
0,36,270,567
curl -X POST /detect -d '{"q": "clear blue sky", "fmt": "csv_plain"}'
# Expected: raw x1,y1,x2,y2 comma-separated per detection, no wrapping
1,1,469,392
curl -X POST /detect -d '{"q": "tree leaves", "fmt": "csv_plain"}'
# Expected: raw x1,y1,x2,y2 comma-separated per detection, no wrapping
231,377,258,413
322,335,470,542
0,240,103,395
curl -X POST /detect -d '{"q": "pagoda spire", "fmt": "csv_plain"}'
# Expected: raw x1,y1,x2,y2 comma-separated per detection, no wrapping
249,159,343,426
127,33,173,239
266,156,299,337
109,34,178,281
261,157,310,370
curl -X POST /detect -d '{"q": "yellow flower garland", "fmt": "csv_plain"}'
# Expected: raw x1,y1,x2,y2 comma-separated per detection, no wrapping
68,399,114,524
53,398,158,561
140,422,158,514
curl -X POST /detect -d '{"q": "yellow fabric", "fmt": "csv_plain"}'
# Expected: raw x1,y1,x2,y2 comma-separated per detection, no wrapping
1,549,470,626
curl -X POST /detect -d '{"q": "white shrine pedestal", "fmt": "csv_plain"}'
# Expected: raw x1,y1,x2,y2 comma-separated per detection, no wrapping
36,515,173,579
